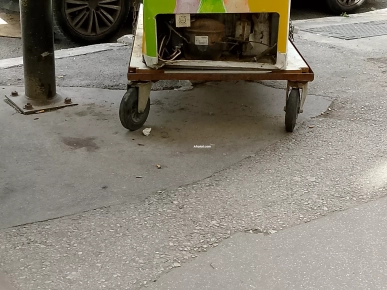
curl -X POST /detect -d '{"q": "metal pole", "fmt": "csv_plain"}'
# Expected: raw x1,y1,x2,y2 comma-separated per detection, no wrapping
5,0,76,113
19,0,56,102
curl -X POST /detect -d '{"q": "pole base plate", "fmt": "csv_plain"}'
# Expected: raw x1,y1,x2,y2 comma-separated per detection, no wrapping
4,91,77,114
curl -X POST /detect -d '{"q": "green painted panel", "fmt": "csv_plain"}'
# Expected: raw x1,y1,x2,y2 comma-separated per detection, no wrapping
198,0,226,13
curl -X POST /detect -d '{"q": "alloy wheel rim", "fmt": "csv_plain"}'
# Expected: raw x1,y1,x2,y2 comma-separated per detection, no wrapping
65,0,122,36
337,0,363,7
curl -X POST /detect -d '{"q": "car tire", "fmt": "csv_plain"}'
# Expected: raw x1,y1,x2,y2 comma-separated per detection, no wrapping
53,0,131,44
325,0,366,14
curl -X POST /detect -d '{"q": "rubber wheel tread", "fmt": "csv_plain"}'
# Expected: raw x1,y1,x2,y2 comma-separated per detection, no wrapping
285,88,300,133
119,88,150,131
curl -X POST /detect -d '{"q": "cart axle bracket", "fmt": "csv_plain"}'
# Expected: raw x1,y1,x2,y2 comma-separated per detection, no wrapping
133,82,152,113
286,81,308,113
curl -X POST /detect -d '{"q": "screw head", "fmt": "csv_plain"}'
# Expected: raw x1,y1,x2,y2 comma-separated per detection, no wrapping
11,91,18,96
24,103,33,110
64,97,72,104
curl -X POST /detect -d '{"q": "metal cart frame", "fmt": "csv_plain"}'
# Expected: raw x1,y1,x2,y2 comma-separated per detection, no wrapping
119,5,314,132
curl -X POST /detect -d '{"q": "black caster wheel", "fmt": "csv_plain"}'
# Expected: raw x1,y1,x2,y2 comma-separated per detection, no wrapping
285,88,301,133
119,87,150,131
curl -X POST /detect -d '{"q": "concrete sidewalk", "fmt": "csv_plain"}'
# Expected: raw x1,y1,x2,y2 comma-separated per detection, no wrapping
0,84,330,229
145,195,387,290
0,272,17,290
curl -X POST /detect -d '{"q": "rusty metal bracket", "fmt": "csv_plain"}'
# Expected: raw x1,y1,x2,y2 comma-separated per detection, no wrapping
5,90,77,114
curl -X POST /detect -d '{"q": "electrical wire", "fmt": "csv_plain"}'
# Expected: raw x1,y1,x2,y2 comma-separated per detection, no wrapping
165,22,189,43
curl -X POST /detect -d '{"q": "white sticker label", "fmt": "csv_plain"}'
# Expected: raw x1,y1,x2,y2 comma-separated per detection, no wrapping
195,36,209,46
175,14,191,28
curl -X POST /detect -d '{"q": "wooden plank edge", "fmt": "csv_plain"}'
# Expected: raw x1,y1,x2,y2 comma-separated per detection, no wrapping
127,72,314,82
290,40,315,80
128,4,145,72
